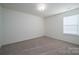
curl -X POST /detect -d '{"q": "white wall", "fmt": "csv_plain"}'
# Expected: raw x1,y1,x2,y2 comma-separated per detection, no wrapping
45,8,79,45
2,7,79,45
3,8,44,45
0,6,2,47
78,17,79,35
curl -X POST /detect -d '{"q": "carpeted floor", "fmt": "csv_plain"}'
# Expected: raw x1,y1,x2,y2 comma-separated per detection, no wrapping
1,36,79,55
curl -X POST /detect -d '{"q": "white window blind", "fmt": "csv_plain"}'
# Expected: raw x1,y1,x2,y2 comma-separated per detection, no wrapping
63,15,79,35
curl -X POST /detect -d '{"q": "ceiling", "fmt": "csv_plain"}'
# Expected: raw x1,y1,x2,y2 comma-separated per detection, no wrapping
1,3,79,18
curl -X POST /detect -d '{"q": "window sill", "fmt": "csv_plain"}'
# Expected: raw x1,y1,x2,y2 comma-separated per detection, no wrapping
63,33,79,37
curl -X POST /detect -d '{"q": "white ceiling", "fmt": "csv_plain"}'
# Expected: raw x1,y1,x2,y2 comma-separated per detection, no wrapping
2,3,79,18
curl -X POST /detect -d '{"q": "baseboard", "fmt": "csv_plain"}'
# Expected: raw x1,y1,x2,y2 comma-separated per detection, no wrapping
45,35,79,45
2,35,44,46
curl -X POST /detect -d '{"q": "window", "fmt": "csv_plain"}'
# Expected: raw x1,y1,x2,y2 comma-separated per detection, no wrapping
63,14,79,35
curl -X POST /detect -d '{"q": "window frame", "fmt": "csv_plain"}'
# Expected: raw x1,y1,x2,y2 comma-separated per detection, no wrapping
63,14,79,36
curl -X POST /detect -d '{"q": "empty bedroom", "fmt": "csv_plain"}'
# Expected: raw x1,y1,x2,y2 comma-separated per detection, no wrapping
0,3,79,55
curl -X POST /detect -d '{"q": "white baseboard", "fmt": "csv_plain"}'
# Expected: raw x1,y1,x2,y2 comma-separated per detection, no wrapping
2,35,44,46
45,35,79,45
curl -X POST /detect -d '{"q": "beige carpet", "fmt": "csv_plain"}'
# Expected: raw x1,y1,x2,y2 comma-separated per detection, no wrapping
1,36,79,55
